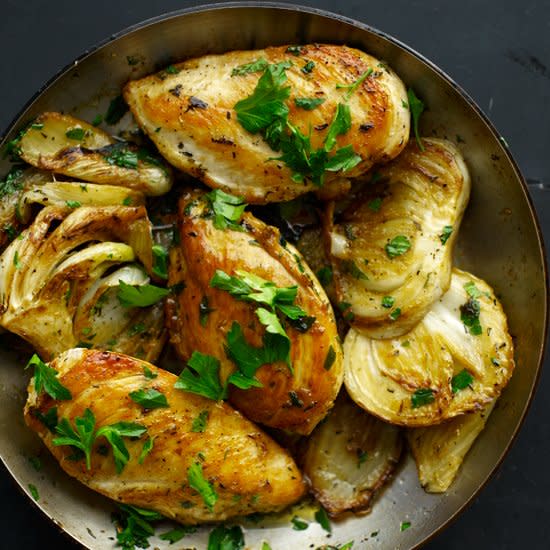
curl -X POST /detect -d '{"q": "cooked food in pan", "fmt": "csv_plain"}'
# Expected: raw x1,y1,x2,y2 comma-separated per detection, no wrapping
0,42,515,547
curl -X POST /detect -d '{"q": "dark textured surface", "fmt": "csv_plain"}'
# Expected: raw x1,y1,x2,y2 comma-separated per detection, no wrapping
0,1,549,548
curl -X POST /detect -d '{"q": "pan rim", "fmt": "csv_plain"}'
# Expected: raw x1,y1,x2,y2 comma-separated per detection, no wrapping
0,3,547,549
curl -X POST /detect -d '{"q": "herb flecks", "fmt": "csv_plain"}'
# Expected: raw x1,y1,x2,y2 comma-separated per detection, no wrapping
405,88,425,151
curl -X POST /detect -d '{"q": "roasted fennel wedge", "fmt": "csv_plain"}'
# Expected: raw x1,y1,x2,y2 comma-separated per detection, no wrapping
302,392,402,515
17,112,173,196
327,138,470,339
0,205,166,361
124,44,409,203
24,348,306,523
344,268,514,426
167,189,343,435
407,400,496,492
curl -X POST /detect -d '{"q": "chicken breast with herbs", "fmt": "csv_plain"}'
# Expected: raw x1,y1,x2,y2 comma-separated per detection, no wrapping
124,44,409,203
328,138,470,338
24,348,306,524
166,189,343,435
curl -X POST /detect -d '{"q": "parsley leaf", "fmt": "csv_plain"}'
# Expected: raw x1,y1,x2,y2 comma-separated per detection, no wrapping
460,298,482,335
96,421,147,474
65,127,86,141
301,60,315,73
175,351,225,400
439,225,453,245
33,406,58,432
104,146,138,169
234,61,292,133
401,521,412,531
115,504,161,550
142,365,157,379
138,437,154,464
342,259,368,280
52,408,96,469
411,388,435,408
382,296,395,309
105,95,128,125
291,516,309,530
316,266,333,286
117,281,170,308
324,103,352,151
191,410,209,433
368,197,383,212
406,88,425,151
207,525,245,550
187,461,218,511
256,307,288,339
129,388,169,409
294,97,325,110
159,526,197,544
451,369,474,393
389,307,402,320
0,166,24,197
315,507,331,533
231,58,269,76
323,346,337,371
152,245,169,279
26,354,72,401
65,200,81,208
385,235,411,258
336,68,373,100
205,189,247,231
28,484,39,501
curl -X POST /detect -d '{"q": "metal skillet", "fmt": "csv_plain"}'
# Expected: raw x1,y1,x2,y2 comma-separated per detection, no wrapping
0,3,546,549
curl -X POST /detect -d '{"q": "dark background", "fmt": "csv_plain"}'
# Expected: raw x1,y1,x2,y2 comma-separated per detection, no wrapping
1,1,549,548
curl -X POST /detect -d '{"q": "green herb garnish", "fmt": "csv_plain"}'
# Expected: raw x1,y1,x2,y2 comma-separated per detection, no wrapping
385,235,411,258
187,461,218,511
406,88,425,151
205,189,247,231
65,127,86,140
26,354,72,401
65,200,81,208
105,95,129,125
389,308,402,320
315,507,331,532
28,484,39,501
207,525,245,550
316,266,333,286
451,369,474,393
336,68,373,100
191,410,209,433
382,296,395,309
117,281,170,308
294,97,325,110
439,225,453,245
175,352,225,401
129,388,169,409
159,526,197,544
152,244,169,279
291,516,309,531
368,197,383,212
411,388,435,408
231,58,269,77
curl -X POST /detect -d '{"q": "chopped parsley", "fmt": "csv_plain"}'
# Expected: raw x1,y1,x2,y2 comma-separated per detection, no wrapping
91,114,103,126
357,450,368,468
460,297,482,335
291,516,309,531
411,388,435,408
152,244,169,279
286,45,303,56
400,521,411,532
165,64,179,74
142,365,157,379
34,406,58,432
117,281,170,308
28,484,39,501
336,68,373,100
28,455,42,471
323,345,337,371
381,296,395,308
13,250,21,269
343,259,368,280
138,437,154,464
65,127,86,141
65,200,81,208
368,197,383,212
187,461,218,511
0,166,23,198
316,265,333,286
439,225,453,245
405,88,425,151
159,526,197,544
389,308,402,321
385,235,411,258
191,410,209,433
129,388,169,409
294,97,325,110
115,504,162,550
104,146,138,169
315,507,331,533
451,369,474,393
175,351,225,401
26,354,72,401
231,58,269,76
105,95,129,125
207,525,245,549
205,189,247,231
301,60,315,73
128,322,146,337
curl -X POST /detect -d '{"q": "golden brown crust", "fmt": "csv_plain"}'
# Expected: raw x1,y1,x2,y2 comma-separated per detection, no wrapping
124,44,409,203
24,348,306,524
166,190,343,435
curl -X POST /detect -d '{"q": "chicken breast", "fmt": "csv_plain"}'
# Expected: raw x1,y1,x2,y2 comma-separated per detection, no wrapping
124,44,409,203
327,138,470,338
166,190,343,435
24,348,306,524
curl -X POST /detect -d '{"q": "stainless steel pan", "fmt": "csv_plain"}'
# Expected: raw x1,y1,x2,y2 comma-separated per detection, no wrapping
0,3,546,549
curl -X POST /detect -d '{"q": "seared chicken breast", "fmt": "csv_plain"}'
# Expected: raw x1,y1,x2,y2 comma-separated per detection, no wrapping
124,44,409,203
166,190,343,435
327,138,470,338
344,269,514,426
24,348,306,524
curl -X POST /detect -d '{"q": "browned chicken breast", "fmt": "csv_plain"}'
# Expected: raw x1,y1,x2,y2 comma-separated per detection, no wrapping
124,44,409,203
327,138,470,338
166,190,343,435
24,348,306,524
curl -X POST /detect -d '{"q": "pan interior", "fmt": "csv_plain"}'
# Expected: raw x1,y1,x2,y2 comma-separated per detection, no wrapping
0,5,546,549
